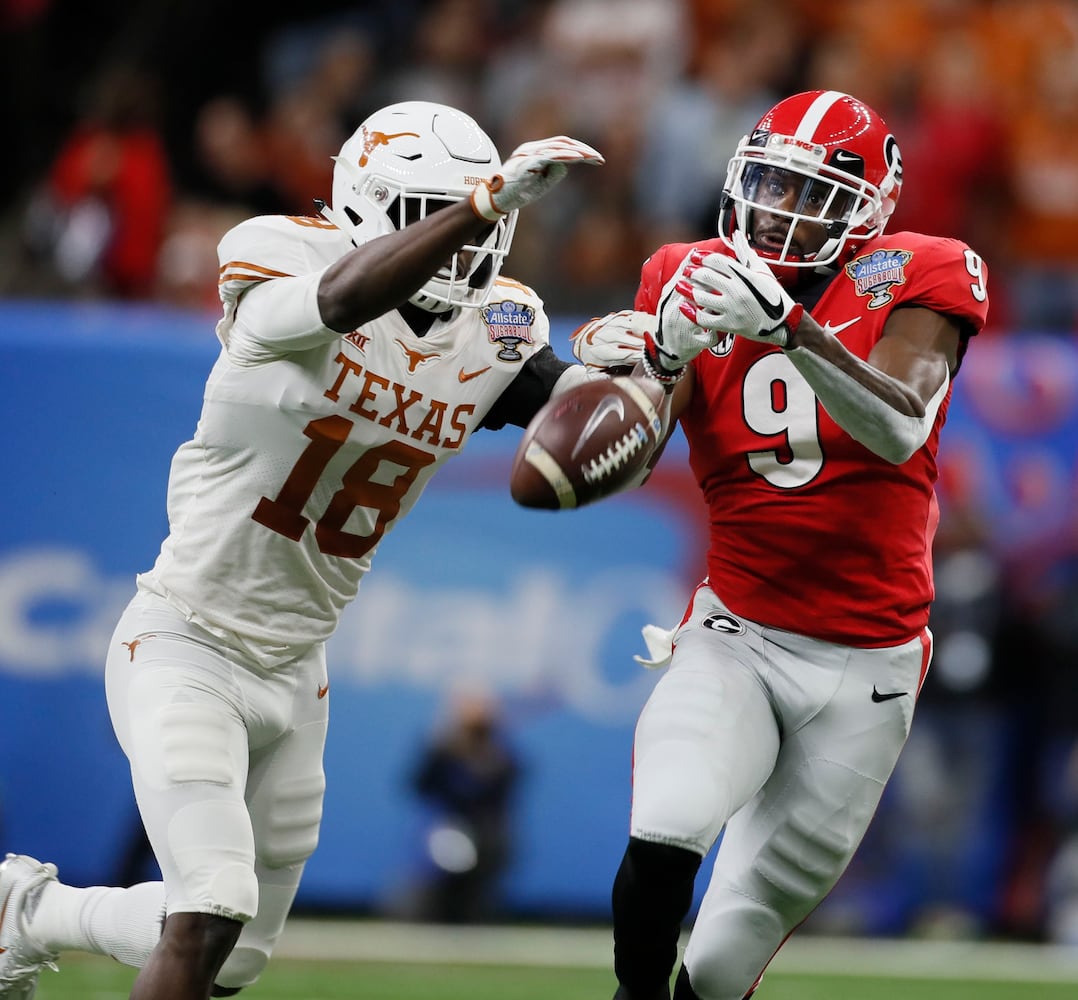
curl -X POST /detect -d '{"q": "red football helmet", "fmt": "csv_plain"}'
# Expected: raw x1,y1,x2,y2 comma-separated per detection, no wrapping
718,90,903,273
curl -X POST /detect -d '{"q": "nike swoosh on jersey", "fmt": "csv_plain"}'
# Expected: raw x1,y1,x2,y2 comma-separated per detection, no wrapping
871,686,907,703
728,268,787,321
458,366,491,383
317,683,330,700
822,317,862,336
571,393,625,461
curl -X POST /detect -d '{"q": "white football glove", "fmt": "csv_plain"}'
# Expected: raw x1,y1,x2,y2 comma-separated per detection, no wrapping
570,310,652,370
681,230,803,348
471,136,604,222
644,250,720,377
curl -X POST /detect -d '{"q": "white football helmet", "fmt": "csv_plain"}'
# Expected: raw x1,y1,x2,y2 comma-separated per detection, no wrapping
320,101,516,312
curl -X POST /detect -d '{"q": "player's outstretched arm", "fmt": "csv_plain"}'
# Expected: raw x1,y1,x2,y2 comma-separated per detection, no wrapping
318,136,603,333
784,306,959,464
679,231,960,464
318,200,489,331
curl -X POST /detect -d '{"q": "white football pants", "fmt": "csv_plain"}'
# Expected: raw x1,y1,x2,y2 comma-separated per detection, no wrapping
105,590,328,988
630,584,930,1000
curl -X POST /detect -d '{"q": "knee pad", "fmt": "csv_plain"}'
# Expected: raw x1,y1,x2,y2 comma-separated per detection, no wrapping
674,963,761,1000
215,945,269,991
672,965,702,1000
631,745,732,854
167,800,260,921
631,661,774,855
682,885,782,999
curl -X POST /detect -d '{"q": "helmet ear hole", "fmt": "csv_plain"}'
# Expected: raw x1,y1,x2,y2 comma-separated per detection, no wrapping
344,206,363,228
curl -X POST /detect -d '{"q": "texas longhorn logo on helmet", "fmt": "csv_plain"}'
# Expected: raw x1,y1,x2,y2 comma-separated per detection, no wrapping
356,127,420,166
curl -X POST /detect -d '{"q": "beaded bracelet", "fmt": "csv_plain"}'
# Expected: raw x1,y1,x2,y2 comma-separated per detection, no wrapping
640,349,685,385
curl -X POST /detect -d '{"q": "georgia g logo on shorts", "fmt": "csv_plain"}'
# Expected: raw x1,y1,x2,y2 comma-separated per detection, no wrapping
702,612,745,634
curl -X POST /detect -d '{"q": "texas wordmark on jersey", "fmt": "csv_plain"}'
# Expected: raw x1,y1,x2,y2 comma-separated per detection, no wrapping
138,215,549,661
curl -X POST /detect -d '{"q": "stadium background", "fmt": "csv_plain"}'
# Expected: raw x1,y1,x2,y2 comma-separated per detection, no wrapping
0,0,1077,955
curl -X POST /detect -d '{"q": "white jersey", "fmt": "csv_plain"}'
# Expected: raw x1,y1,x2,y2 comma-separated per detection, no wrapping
138,214,552,661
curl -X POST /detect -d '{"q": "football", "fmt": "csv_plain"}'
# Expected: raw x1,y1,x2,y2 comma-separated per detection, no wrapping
510,374,667,510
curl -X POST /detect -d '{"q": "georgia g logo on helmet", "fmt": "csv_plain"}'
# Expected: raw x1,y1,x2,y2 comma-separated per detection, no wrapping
882,133,903,195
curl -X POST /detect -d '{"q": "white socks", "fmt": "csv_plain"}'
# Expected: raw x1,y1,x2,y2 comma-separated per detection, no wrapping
30,880,166,968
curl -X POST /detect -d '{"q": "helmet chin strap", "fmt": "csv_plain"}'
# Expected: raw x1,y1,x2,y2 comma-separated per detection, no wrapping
408,288,456,314
812,236,842,267
317,201,360,244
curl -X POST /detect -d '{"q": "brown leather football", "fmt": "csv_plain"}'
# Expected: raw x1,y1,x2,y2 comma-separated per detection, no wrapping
510,375,667,510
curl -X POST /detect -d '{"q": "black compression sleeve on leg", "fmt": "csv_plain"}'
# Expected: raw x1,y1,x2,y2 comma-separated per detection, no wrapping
612,837,702,999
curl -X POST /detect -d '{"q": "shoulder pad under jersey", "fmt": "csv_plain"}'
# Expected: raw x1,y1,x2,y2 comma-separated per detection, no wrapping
217,214,351,307
483,273,551,349
849,231,989,335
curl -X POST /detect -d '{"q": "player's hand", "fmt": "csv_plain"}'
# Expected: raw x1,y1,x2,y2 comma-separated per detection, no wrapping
471,136,604,222
570,310,652,370
679,230,803,348
643,251,720,378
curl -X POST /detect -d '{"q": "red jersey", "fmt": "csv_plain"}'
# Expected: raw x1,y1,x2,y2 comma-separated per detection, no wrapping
636,232,989,647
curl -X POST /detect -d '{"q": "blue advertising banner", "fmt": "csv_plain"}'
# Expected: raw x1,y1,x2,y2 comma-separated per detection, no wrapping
0,302,701,917
1,302,1075,919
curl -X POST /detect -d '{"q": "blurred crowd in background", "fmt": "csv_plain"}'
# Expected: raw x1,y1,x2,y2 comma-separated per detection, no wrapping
1,0,1078,946
1,0,1076,331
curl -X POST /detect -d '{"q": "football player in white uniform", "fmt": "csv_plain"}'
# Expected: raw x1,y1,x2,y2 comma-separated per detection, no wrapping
0,102,604,1000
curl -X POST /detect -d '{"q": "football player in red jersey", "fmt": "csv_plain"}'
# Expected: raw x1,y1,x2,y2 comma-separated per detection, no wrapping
572,90,989,1000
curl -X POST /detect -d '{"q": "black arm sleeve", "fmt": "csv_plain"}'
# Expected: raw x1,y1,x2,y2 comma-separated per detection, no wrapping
480,345,574,430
